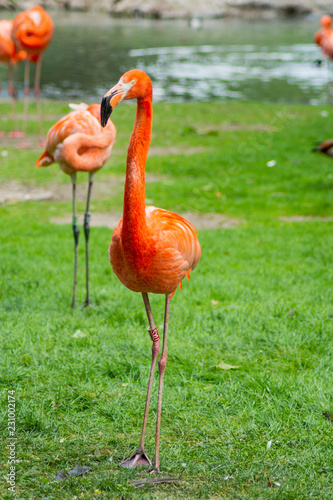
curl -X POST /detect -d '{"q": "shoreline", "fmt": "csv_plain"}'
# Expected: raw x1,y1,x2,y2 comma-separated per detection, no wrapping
0,1,332,20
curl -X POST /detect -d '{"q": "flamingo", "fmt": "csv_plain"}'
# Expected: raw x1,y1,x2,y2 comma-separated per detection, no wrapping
0,19,26,137
313,138,333,157
314,15,333,58
11,5,54,141
36,103,116,309
314,15,333,100
100,69,201,472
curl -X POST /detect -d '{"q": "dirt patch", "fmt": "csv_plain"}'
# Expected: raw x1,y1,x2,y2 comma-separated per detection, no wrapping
0,181,53,204
280,216,333,222
0,175,165,204
148,146,207,156
50,212,242,230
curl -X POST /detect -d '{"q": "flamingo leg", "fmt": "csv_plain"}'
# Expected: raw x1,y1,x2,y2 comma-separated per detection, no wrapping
23,58,29,136
82,172,94,308
34,56,43,143
121,292,160,468
151,294,171,473
71,174,79,309
0,75,4,137
7,63,22,137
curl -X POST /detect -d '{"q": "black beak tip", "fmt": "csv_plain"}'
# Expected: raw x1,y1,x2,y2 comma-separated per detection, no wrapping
100,96,113,128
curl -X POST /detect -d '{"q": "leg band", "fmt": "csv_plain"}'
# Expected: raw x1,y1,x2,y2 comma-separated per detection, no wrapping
84,212,91,240
148,327,160,343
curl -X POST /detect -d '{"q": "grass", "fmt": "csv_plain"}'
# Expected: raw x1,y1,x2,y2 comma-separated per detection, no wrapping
0,99,333,499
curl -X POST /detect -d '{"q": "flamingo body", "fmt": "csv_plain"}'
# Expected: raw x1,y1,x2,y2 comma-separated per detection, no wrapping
110,206,200,295
11,6,54,59
37,104,116,176
314,15,333,59
314,138,333,157
0,20,26,65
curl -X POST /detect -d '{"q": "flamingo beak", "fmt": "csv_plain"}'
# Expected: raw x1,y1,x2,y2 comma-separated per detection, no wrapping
100,84,124,127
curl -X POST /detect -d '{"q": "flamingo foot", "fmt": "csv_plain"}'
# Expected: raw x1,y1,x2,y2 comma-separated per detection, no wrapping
81,299,91,309
8,130,24,138
121,449,151,468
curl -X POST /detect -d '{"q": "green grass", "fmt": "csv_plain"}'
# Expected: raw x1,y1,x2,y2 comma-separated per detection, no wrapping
1,100,333,499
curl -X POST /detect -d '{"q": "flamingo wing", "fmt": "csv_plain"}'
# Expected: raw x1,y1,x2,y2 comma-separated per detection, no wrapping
147,207,201,271
37,106,116,174
109,207,201,295
146,207,201,294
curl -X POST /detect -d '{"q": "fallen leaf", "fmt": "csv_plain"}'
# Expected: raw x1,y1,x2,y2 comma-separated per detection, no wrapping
72,330,88,338
268,480,281,487
216,361,239,370
54,464,91,481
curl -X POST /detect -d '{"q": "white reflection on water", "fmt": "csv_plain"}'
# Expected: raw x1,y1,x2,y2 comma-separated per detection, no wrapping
129,43,328,103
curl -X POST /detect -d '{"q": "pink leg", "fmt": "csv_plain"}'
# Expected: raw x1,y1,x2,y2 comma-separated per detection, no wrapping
22,58,29,137
121,292,160,468
34,56,44,145
0,76,4,137
8,63,23,138
152,294,171,472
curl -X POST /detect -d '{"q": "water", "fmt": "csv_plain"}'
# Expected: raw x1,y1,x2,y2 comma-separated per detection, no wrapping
0,12,329,104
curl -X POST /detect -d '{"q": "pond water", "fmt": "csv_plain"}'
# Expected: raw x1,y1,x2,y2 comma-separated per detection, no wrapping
0,12,329,104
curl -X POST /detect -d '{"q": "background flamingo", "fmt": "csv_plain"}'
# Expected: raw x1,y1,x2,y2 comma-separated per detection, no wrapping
314,138,333,158
0,19,26,137
100,69,201,472
314,15,333,58
314,15,333,99
36,103,116,308
11,5,54,141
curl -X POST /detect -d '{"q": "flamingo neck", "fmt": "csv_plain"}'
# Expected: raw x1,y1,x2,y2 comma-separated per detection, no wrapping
122,96,152,239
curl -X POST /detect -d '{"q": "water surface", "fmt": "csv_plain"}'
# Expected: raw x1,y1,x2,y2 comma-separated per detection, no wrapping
0,13,328,104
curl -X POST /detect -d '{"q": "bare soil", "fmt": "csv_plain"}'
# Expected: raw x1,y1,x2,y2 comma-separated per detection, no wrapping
280,216,333,222
50,211,242,230
0,176,163,204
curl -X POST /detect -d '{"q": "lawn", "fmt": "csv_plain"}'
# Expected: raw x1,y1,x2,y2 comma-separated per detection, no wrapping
0,99,333,499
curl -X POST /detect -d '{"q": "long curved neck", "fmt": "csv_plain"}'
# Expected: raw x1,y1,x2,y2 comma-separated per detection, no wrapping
122,95,152,238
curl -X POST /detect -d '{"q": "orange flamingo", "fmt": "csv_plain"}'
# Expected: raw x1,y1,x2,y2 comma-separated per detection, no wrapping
0,19,26,137
314,138,333,157
314,15,333,59
36,103,116,308
100,69,201,472
11,5,54,140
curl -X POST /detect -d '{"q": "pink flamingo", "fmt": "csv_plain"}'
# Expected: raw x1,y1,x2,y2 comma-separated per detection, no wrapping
36,103,116,308
11,5,54,141
0,19,26,136
100,69,201,472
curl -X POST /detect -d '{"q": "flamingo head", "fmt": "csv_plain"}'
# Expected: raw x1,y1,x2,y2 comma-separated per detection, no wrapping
100,69,152,127
320,15,332,29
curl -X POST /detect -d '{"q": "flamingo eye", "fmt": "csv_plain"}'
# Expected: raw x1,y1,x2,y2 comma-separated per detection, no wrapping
130,80,136,86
